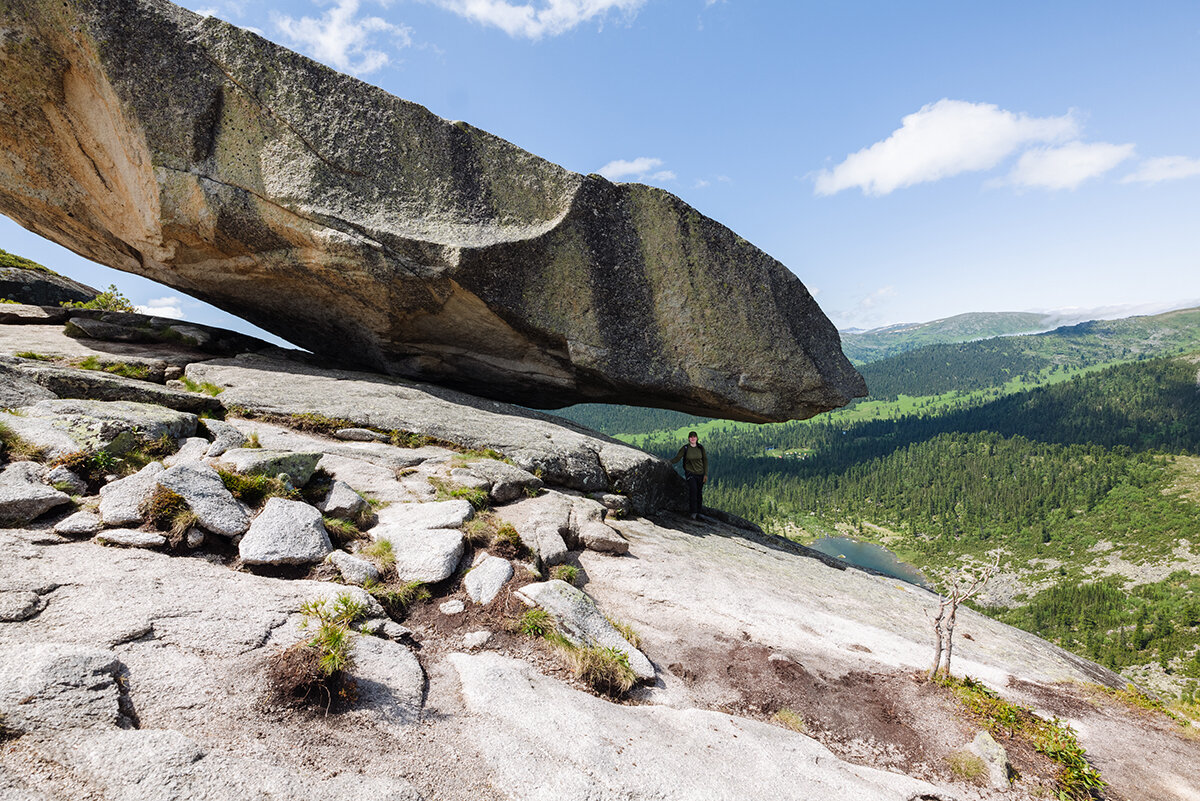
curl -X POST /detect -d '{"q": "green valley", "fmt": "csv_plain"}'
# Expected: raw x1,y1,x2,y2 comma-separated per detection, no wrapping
556,307,1200,701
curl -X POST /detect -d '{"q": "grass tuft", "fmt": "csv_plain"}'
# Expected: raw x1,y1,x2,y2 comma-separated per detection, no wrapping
0,420,46,461
429,476,489,510
360,539,396,570
551,564,580,585
945,751,987,783
179,376,224,396
367,579,428,619
491,523,527,558
217,468,297,507
517,608,555,637
771,707,807,734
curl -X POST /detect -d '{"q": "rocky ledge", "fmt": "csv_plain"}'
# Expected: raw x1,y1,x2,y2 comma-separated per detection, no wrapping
0,0,865,422
0,305,1196,801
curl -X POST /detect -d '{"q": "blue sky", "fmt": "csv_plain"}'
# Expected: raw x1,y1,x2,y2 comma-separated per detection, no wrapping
4,0,1200,338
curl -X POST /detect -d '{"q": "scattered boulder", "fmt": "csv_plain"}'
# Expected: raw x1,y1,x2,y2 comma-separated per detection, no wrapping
464,555,514,605
448,467,492,493
201,419,247,458
239,498,332,566
327,550,380,586
0,590,45,622
339,636,425,725
590,492,630,517
96,528,167,549
0,643,124,734
317,480,369,521
440,600,465,615
378,528,465,584
516,579,654,681
577,521,629,555
493,492,574,565
459,459,543,503
163,437,210,466
53,509,102,537
375,499,474,531
463,631,492,650
156,462,249,538
0,461,71,523
186,355,679,513
46,465,88,495
969,730,1012,789
218,448,321,486
98,462,164,526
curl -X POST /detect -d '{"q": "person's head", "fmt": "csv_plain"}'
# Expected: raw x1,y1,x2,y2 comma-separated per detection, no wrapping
687,431,698,445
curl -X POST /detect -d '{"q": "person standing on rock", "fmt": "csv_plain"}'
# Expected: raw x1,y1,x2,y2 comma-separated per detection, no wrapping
670,431,708,520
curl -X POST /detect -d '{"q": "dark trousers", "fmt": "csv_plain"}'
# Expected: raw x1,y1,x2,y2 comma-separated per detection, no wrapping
685,472,704,515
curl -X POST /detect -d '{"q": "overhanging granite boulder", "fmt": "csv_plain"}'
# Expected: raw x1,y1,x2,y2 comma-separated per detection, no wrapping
0,0,864,423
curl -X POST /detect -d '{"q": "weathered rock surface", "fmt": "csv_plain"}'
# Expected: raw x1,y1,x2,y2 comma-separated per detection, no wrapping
162,436,210,466
328,549,380,586
0,265,97,306
53,509,102,537
97,528,167,548
46,465,88,495
238,497,331,565
17,362,223,414
217,448,322,486
0,399,196,459
463,555,513,606
452,651,947,801
0,589,45,621
98,461,164,526
0,460,70,523
318,479,370,520
0,0,863,423
200,418,246,457
156,461,249,538
969,730,1011,790
0,643,124,733
189,354,680,513
517,579,655,681
375,499,474,532
458,458,543,503
378,528,465,584
28,728,423,801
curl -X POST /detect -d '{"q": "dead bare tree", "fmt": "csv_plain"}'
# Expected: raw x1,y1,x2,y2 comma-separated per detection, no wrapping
927,551,1001,681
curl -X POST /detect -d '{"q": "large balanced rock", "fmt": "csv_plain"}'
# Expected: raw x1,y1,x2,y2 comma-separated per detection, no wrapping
0,0,864,423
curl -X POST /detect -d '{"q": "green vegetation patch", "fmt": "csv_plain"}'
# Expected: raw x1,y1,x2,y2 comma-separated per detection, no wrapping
217,468,297,507
179,376,223,396
942,675,1104,800
996,573,1200,677
0,247,56,275
60,284,137,312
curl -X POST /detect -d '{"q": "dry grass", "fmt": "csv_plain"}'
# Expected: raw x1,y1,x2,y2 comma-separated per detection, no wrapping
771,707,807,733
945,751,987,783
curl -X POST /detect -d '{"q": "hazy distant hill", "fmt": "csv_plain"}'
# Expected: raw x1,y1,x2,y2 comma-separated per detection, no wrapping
841,311,1052,364
859,306,1200,400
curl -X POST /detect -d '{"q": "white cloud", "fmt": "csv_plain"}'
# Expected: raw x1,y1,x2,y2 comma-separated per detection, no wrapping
273,0,411,76
1004,141,1134,190
430,0,644,39
597,156,663,180
832,286,896,328
815,99,1078,196
137,297,186,319
1121,155,1200,184
650,170,676,181
693,178,710,189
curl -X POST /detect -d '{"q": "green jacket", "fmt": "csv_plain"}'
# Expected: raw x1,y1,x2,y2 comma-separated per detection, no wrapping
670,443,707,476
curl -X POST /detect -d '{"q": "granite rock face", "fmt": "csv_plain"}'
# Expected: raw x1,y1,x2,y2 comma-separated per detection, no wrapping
0,0,864,423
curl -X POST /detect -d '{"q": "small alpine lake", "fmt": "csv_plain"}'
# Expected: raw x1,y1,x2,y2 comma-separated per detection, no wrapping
808,536,932,589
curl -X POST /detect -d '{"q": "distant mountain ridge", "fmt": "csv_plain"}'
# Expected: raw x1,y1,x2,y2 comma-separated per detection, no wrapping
840,303,1200,364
